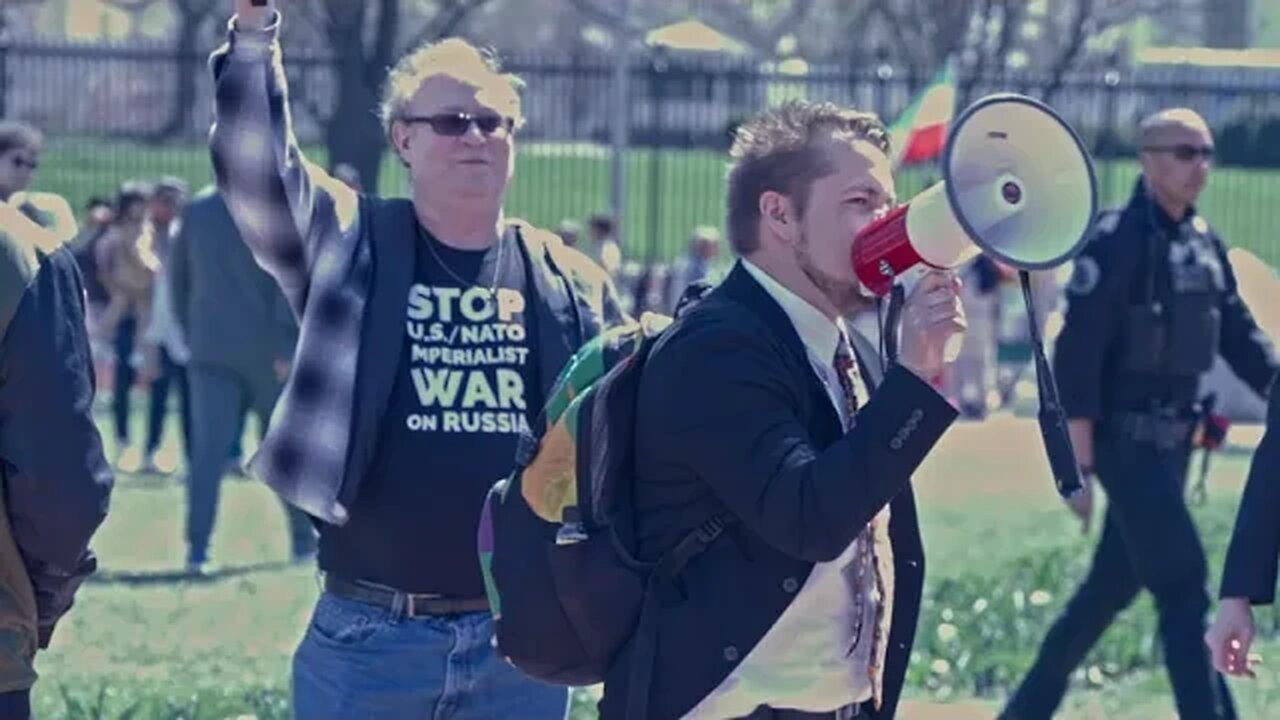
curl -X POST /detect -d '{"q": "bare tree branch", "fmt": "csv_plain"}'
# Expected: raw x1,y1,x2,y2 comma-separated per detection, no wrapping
1042,0,1095,103
288,0,330,38
400,0,499,53
173,0,217,15
868,0,926,71
369,0,400,86
99,0,161,9
699,0,819,56
293,78,331,126
962,0,996,93
836,0,879,60
561,0,645,37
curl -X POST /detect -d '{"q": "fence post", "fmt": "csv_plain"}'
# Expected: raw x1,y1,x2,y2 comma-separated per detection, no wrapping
874,47,893,122
0,14,8,119
647,48,667,264
609,0,631,252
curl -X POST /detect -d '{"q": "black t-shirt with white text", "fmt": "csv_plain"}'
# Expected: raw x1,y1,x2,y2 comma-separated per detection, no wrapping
318,227,539,596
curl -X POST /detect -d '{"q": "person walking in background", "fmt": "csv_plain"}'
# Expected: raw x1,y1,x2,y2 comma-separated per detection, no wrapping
168,185,314,575
0,120,77,244
141,177,192,474
96,181,156,470
586,212,622,278
663,224,723,314
67,196,116,382
946,255,1009,418
556,218,581,249
0,198,114,720
1001,107,1278,720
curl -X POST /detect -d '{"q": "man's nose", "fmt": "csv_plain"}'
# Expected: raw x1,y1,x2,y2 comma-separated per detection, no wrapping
460,122,487,145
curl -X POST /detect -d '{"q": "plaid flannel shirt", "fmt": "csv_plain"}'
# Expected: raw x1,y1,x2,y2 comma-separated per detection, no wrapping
209,13,625,525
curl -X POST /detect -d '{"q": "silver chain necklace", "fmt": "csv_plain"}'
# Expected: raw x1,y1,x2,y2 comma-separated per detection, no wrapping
419,224,507,304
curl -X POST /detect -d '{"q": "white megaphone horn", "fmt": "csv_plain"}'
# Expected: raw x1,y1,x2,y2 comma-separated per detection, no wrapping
851,93,1098,296
851,93,1099,502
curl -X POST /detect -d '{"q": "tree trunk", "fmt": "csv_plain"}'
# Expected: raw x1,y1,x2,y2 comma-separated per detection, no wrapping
154,10,203,141
1204,0,1251,48
326,50,387,194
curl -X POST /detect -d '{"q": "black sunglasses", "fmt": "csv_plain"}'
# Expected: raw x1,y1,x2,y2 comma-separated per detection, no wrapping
401,112,514,137
1143,144,1214,162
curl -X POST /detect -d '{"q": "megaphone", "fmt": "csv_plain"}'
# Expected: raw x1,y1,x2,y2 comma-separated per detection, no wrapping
852,93,1099,502
852,93,1098,296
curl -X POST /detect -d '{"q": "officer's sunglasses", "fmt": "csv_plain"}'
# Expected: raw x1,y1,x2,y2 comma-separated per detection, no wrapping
1142,144,1215,162
6,154,37,171
400,112,514,137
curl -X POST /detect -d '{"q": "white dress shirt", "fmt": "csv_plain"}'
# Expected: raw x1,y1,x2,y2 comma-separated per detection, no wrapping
682,260,891,719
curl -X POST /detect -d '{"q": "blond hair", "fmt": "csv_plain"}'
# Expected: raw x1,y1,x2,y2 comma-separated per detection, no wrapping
379,38,525,143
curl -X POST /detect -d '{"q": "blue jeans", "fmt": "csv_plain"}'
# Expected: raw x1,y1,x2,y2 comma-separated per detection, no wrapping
292,592,570,720
186,365,315,564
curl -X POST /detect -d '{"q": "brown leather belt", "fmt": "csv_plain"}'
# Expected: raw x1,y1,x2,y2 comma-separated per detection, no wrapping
324,574,490,617
740,703,863,719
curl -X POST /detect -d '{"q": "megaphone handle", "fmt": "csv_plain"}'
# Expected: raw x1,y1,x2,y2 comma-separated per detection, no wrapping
883,284,906,366
1018,270,1084,499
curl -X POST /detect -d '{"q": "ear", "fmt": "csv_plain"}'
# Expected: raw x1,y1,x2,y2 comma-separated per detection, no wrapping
390,120,413,162
759,191,797,245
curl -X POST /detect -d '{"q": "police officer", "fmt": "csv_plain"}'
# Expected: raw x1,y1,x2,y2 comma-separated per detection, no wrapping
1000,108,1278,720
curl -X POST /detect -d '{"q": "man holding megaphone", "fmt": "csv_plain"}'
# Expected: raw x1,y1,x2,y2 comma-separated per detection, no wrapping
613,100,966,720
1002,108,1279,720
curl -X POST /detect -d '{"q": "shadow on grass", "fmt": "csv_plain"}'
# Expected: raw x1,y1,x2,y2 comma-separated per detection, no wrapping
87,560,299,586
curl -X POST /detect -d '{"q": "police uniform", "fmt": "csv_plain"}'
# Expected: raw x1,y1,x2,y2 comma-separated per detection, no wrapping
1002,177,1278,720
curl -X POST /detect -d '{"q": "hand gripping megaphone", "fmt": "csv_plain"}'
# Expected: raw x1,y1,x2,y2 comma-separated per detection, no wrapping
852,92,1099,500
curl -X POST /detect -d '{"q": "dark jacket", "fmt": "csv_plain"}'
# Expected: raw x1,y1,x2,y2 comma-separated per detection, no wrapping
1220,388,1280,603
0,208,113,689
601,263,959,720
169,186,298,383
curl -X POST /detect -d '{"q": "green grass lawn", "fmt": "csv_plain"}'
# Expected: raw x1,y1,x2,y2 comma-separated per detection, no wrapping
28,399,1280,719
35,138,1280,268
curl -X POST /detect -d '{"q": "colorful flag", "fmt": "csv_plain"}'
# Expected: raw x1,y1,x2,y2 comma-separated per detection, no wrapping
889,57,958,167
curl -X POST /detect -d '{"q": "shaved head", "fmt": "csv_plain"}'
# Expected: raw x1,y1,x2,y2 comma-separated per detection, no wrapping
1138,107,1214,217
1140,107,1210,146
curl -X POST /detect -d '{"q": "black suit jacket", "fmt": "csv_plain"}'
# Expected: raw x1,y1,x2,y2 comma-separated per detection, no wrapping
600,263,958,720
1220,387,1280,603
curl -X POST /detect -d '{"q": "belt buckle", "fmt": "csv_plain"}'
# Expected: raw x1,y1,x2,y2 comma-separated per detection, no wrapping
836,704,861,719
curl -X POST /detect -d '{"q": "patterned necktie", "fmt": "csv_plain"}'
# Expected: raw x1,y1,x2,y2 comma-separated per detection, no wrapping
832,339,862,421
833,337,890,710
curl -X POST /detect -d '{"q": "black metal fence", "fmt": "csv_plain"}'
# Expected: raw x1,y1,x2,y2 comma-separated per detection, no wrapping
6,39,1280,265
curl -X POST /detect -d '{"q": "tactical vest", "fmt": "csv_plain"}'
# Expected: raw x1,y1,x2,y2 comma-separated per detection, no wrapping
1121,210,1224,377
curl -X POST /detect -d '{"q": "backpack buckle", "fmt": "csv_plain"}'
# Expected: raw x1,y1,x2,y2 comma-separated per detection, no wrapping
514,431,540,468
694,516,727,544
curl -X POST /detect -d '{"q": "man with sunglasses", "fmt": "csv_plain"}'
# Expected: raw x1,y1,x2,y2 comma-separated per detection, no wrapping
1001,108,1278,720
210,2,626,718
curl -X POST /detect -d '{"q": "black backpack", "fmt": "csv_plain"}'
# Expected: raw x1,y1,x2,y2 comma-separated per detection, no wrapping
476,283,728,718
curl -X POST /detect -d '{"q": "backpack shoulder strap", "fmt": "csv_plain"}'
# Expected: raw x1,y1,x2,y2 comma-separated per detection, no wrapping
627,511,734,720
